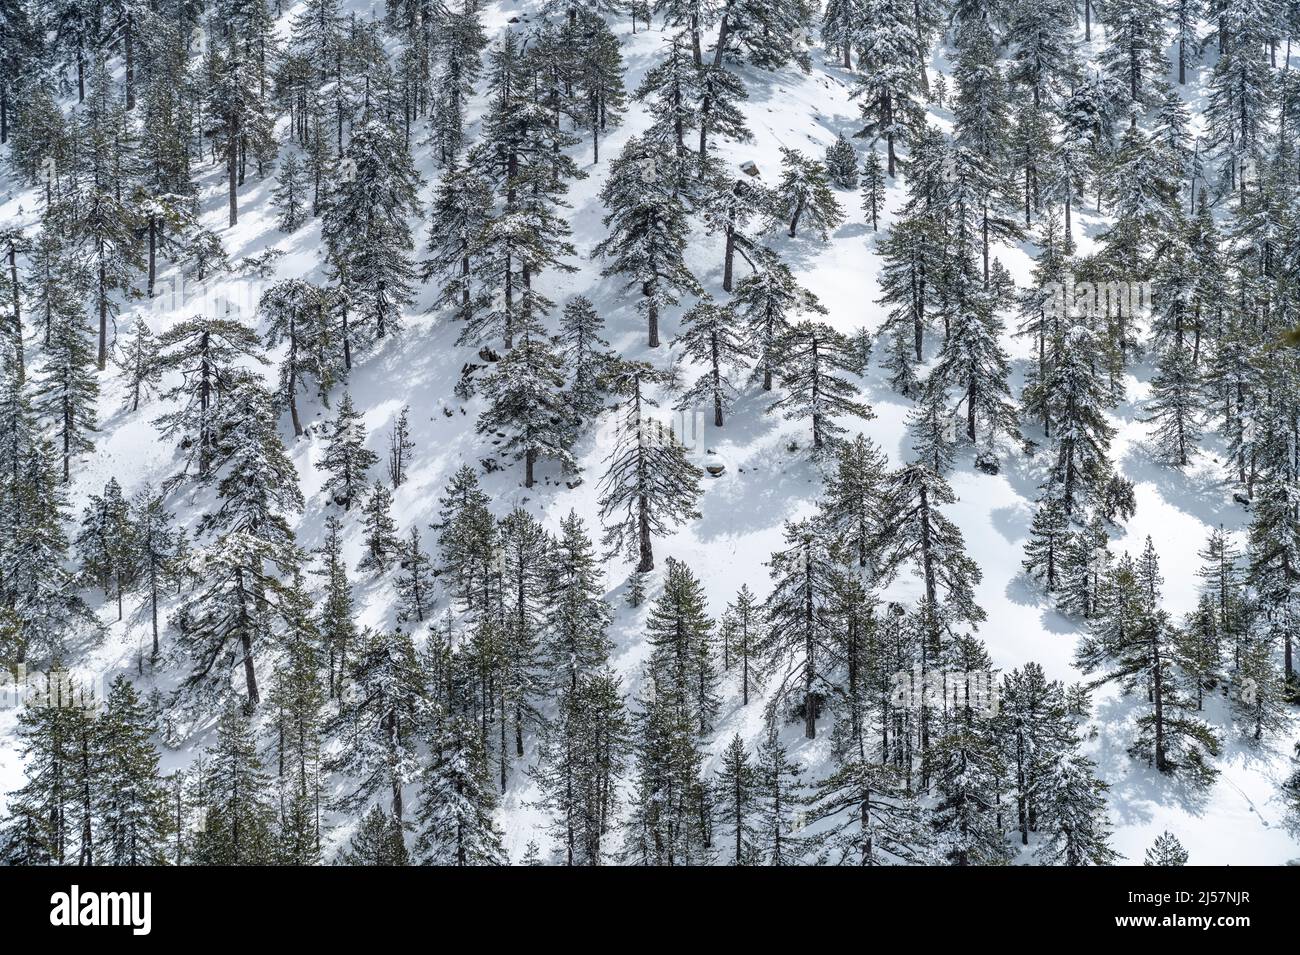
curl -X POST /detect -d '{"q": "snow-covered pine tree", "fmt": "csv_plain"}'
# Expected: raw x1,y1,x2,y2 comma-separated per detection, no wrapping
476,309,573,488
874,462,985,631
396,526,435,625
321,117,422,347
713,734,761,864
386,405,414,489
32,283,98,481
326,626,425,823
423,161,491,332
74,477,137,620
95,676,171,865
357,480,400,574
594,135,700,347
272,151,309,231
861,147,886,230
768,320,873,456
597,363,703,572
314,514,357,699
733,252,826,392
760,519,844,739
339,804,409,864
260,279,336,438
543,510,614,693
672,294,754,428
771,147,844,239
820,433,889,570
192,703,278,864
558,296,615,424
316,391,378,509
154,316,267,479
824,133,859,190
646,557,719,736
1077,552,1221,785
1144,830,1188,866
130,487,181,662
114,318,160,413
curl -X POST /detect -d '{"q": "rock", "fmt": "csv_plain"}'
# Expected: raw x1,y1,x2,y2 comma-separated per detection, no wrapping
740,160,760,177
565,478,583,489
706,464,726,477
478,345,501,363
1233,492,1251,508
975,451,999,475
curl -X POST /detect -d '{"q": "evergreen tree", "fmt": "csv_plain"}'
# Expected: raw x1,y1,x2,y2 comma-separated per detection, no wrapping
733,254,826,392
594,136,700,347
387,405,415,489
396,526,435,625
771,147,845,239
414,708,506,865
714,734,761,864
272,151,309,231
597,364,703,572
32,292,98,482
824,133,859,189
768,320,873,455
861,147,887,230
1144,829,1188,866
75,477,137,620
339,804,410,864
192,704,278,864
673,295,754,428
357,480,400,574
316,392,379,509
96,676,171,865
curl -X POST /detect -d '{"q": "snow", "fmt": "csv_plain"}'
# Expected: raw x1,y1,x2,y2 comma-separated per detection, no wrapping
1,1,1296,865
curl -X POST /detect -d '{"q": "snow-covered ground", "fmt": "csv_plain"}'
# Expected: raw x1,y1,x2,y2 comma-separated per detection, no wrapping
1,1,1297,865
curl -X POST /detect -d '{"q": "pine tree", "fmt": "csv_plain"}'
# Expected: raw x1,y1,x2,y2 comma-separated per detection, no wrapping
396,526,435,625
874,463,985,630
339,804,409,864
96,676,171,865
268,612,326,865
753,731,807,864
414,709,506,865
357,481,400,574
673,295,754,428
313,514,356,696
316,392,379,509
1022,481,1069,592
130,487,181,663
714,734,762,864
192,703,278,864
326,627,425,823
1034,752,1119,865
476,311,573,488
272,151,309,231
906,373,958,476
760,519,843,739
543,511,614,693
387,405,415,489
32,295,98,481
1042,325,1116,520
772,147,845,239
321,117,422,348
851,1,925,176
558,296,615,423
645,557,719,737
423,160,491,330
75,477,137,620
861,147,886,230
824,133,859,190
733,254,826,392
533,668,630,866
154,317,267,479
722,584,761,706
768,320,873,455
1144,830,1188,866
594,136,700,347
114,318,160,413
260,279,336,438
1077,553,1221,785
597,364,703,572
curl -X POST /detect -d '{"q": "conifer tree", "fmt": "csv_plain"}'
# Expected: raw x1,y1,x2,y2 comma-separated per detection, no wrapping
357,480,400,574
673,295,753,428
339,805,410,864
1144,830,1188,866
387,405,414,489
415,709,506,865
75,477,137,620
824,133,859,190
192,704,278,864
261,279,336,438
594,136,700,347
130,487,181,662
396,526,435,625
317,392,378,509
767,320,873,455
733,254,826,392
714,734,762,864
96,676,171,865
861,147,886,230
597,364,703,572
272,152,309,231
114,318,161,413
771,147,845,239
559,296,615,424
722,584,761,705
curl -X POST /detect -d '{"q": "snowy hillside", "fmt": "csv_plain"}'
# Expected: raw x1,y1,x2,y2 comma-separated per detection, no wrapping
0,0,1298,866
